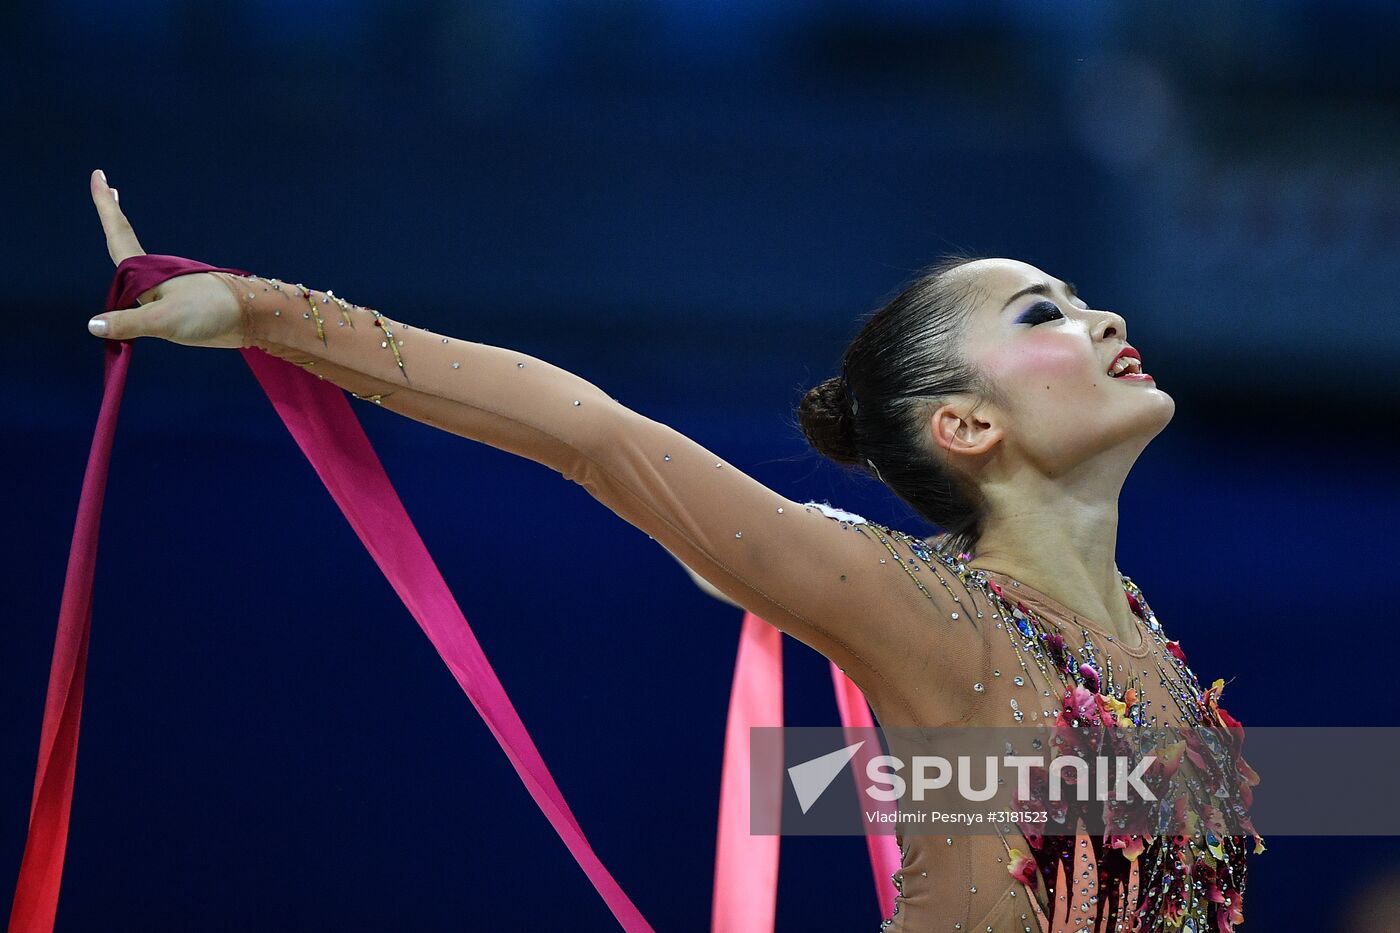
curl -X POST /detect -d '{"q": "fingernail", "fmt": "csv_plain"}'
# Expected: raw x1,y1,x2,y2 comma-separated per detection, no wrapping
88,318,108,336
112,188,119,203
97,169,107,186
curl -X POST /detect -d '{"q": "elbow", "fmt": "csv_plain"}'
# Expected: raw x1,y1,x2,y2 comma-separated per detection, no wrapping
554,398,653,495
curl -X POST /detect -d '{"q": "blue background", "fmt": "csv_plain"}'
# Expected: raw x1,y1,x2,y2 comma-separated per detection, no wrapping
5,1,1398,929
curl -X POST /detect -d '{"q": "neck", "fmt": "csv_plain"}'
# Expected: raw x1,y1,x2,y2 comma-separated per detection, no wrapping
968,461,1140,646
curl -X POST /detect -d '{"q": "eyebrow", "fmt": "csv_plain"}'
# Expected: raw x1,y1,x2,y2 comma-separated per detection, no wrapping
1001,280,1079,311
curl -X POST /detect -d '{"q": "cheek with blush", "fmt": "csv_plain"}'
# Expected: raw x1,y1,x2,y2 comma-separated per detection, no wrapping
980,341,1090,393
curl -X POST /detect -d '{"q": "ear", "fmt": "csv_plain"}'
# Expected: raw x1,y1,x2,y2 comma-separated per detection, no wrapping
930,397,1003,458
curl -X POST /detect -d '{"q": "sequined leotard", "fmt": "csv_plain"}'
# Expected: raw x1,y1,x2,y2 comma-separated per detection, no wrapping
208,270,1261,932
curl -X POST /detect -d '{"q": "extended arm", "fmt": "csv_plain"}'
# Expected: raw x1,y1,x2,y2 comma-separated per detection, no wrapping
214,271,953,706
84,171,985,724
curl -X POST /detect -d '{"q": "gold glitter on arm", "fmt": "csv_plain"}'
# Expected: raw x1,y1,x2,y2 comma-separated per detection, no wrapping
284,278,411,385
294,283,328,345
222,271,414,394
368,309,411,385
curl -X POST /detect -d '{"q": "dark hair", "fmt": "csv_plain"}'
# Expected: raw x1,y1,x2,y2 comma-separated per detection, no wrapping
797,254,1007,558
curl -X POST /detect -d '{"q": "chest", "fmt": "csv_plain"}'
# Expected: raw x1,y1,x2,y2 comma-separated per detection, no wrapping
950,570,1208,732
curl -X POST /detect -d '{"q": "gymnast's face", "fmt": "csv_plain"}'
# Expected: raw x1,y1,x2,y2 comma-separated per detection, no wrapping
929,258,1175,476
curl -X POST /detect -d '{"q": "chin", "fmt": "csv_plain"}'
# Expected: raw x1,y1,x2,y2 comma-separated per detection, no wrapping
1148,383,1176,415
1133,386,1176,436
1096,385,1175,449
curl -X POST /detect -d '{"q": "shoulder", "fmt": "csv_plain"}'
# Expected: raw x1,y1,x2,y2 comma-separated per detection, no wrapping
798,499,949,552
799,500,972,587
794,503,995,724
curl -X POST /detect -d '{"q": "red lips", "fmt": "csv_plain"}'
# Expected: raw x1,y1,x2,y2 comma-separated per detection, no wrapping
1108,346,1141,373
1108,346,1153,381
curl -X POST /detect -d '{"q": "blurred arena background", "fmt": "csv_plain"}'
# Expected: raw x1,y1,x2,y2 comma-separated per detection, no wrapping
5,1,1398,929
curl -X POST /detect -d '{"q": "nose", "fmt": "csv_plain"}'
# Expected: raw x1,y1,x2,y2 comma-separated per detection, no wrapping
1091,307,1128,345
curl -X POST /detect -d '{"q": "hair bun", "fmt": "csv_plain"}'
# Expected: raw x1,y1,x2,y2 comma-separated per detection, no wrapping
798,375,860,465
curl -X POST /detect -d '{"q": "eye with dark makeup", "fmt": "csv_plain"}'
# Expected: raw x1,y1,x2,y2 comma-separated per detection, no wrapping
1018,299,1064,326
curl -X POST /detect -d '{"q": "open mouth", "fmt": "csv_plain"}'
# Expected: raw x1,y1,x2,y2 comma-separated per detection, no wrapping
1107,351,1151,380
1108,356,1142,377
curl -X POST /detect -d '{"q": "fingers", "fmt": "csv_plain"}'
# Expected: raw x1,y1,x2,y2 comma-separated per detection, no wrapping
88,297,171,340
90,169,146,266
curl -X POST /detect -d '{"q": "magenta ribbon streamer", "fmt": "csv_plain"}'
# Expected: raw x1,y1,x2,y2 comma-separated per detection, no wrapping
710,610,900,931
10,255,652,933
710,612,783,932
829,662,900,920
7,332,130,933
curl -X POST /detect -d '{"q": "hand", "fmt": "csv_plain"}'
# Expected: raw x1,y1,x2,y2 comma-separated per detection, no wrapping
87,170,244,348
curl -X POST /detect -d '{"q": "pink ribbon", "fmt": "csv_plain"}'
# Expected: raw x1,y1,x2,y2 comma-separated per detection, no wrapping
7,331,130,933
710,612,900,931
710,613,783,932
829,662,900,919
10,256,652,933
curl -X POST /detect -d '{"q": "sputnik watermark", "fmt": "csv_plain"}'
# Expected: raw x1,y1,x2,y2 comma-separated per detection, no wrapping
752,725,1273,837
788,741,1157,813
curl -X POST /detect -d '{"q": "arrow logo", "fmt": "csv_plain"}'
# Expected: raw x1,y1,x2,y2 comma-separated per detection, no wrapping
787,741,865,814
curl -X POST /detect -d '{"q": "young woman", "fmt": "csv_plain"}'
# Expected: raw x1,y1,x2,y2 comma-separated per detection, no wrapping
85,170,1259,932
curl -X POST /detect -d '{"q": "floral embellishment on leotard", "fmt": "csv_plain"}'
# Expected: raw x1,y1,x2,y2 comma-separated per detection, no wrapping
1062,682,1102,725
847,520,1264,932
1023,613,1259,931
1196,680,1264,837
1002,673,1261,932
1006,847,1038,887
1079,660,1102,693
